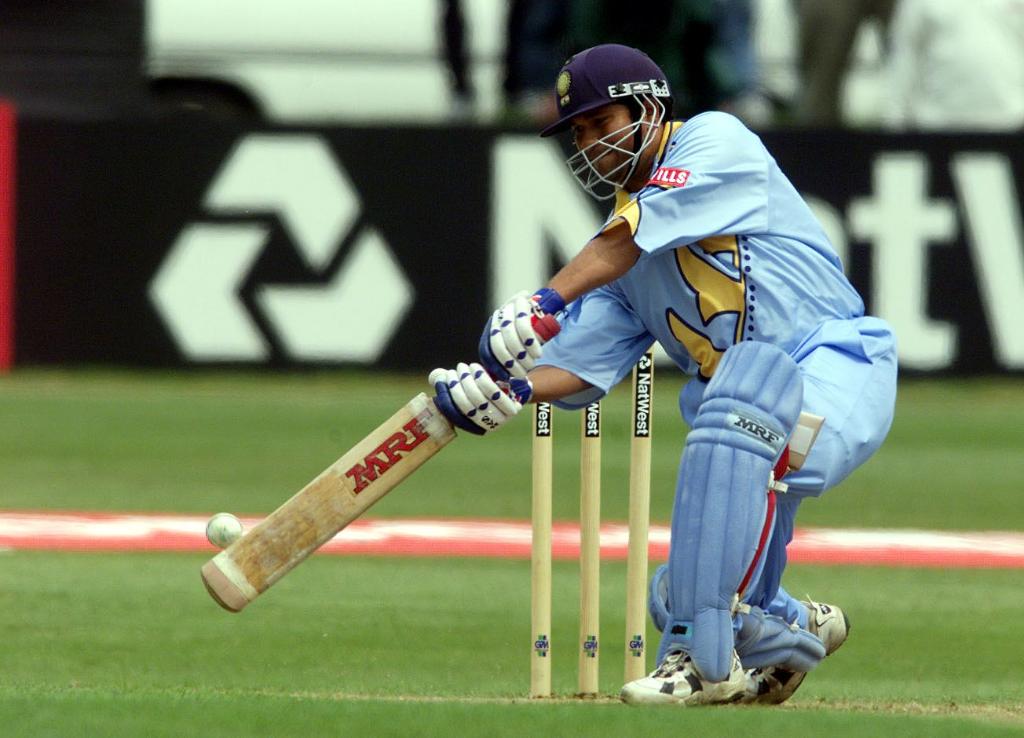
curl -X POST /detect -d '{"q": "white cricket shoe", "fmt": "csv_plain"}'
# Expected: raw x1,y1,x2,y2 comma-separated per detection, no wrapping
621,650,747,706
743,599,849,705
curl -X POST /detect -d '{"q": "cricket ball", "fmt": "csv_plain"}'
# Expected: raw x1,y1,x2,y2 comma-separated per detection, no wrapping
206,512,244,549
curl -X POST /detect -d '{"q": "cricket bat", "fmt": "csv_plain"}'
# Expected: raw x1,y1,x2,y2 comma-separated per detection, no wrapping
201,392,457,612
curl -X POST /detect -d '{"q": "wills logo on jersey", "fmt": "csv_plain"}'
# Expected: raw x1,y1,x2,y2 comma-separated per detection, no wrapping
649,167,691,188
344,418,431,493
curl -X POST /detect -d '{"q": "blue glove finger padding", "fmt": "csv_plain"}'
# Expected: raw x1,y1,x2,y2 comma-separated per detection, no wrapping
433,380,486,436
478,313,508,381
507,377,533,404
657,341,803,681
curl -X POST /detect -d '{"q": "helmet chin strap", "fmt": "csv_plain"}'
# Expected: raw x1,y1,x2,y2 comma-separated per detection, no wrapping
630,107,647,172
628,111,654,188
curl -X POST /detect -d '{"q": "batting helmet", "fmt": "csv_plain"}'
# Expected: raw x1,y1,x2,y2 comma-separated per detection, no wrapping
540,44,673,137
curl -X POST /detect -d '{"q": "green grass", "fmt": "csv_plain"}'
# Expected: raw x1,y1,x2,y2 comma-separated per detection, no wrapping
1,369,1023,735
1,553,1022,736
1,369,1023,529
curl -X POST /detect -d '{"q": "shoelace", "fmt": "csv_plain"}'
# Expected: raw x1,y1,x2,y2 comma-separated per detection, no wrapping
653,651,688,678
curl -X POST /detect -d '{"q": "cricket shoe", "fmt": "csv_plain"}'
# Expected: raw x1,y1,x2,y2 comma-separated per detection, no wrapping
743,599,850,705
620,650,747,706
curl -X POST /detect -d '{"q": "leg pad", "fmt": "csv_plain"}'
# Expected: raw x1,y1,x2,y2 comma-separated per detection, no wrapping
658,342,804,681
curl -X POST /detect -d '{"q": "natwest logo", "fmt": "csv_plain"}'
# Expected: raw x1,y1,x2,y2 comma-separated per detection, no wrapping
584,402,601,438
150,134,413,364
633,354,652,437
648,167,691,188
345,418,430,493
534,402,552,437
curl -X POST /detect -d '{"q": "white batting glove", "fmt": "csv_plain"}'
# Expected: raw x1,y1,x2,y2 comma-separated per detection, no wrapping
478,288,564,381
429,362,523,436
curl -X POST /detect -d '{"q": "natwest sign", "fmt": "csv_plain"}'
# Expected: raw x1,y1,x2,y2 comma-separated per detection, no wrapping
7,118,1024,375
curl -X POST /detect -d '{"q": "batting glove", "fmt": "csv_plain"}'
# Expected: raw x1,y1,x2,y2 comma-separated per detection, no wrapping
430,362,524,436
478,288,564,381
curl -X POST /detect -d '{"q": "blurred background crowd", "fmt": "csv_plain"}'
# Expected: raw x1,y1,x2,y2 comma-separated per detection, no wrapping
1,0,1022,131
492,0,1024,131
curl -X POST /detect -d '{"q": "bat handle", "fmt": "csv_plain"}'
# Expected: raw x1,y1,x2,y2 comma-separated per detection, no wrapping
531,313,561,343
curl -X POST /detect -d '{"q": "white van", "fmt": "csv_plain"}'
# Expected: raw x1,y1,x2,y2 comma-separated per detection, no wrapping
145,0,890,126
146,0,507,122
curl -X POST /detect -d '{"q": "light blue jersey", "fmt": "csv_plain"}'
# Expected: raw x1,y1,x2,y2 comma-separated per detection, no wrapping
540,110,898,499
541,111,866,398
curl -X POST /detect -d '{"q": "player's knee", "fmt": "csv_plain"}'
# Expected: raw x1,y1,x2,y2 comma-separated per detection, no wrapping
692,342,803,462
707,342,802,417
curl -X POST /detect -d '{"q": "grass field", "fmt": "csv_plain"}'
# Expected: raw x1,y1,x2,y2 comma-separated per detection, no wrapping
1,370,1023,736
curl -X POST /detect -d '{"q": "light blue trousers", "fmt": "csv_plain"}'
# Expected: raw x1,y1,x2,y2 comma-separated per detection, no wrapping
677,316,898,628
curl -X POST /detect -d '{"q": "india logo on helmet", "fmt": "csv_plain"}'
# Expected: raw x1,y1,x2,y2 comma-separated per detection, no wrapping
556,70,571,107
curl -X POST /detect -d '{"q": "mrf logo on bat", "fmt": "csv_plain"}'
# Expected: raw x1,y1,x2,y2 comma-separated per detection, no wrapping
344,417,431,493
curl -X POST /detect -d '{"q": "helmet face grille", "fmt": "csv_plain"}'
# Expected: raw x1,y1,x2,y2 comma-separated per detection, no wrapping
565,94,667,201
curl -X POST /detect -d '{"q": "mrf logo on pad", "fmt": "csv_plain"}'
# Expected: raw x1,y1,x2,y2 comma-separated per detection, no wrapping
345,417,431,493
728,412,785,454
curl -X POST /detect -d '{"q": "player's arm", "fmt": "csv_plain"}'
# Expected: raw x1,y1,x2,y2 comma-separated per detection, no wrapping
527,364,592,402
547,220,640,304
479,220,638,382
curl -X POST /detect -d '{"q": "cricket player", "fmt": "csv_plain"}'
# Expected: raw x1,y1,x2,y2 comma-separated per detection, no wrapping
431,43,897,706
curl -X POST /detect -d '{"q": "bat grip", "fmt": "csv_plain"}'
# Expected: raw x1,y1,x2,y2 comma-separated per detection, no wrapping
531,313,561,343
